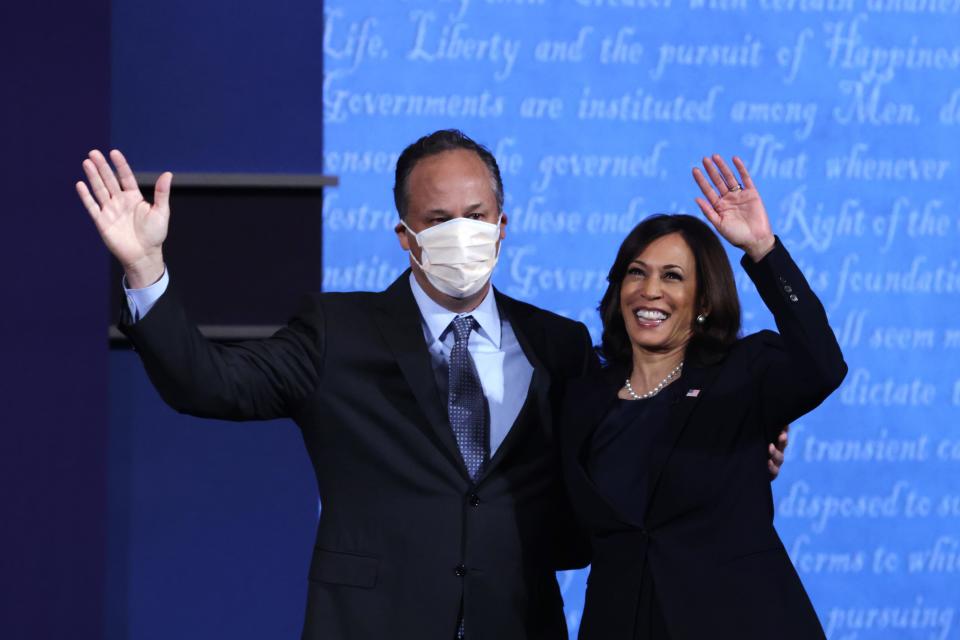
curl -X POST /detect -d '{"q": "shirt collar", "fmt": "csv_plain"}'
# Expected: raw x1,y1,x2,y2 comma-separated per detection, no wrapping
408,272,502,348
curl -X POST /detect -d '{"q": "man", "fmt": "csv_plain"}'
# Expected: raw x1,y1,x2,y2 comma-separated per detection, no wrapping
77,130,785,639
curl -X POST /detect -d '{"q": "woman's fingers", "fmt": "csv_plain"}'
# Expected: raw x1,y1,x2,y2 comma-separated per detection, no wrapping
692,167,720,206
732,156,755,191
110,149,141,193
712,154,741,191
88,149,122,197
695,197,722,228
698,154,757,194
701,156,728,195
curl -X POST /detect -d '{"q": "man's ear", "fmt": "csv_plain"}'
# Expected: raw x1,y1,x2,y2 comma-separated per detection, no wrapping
396,220,411,251
498,212,508,241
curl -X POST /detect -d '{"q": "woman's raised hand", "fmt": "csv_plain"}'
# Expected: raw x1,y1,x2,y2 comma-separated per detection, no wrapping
692,155,775,262
76,150,171,288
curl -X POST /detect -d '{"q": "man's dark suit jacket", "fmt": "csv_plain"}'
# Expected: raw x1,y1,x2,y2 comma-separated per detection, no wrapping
561,240,847,639
120,271,595,640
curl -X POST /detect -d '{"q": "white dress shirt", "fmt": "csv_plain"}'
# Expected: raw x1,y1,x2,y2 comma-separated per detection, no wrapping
408,274,533,455
124,267,169,321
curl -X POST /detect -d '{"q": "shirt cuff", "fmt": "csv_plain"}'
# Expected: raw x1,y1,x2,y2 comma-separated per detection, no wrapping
123,267,169,322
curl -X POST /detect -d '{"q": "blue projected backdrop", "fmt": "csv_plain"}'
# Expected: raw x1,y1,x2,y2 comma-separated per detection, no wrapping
323,2,960,638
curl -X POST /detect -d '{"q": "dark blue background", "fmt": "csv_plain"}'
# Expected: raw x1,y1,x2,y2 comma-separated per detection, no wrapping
106,1,327,636
106,353,316,639
111,0,324,173
3,0,326,637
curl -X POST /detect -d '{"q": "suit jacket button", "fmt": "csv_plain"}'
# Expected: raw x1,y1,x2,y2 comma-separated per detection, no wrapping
784,285,793,293
455,564,467,577
789,294,799,302
468,493,480,507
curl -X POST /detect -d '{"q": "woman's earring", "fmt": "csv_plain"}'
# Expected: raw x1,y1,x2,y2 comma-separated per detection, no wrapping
696,313,707,325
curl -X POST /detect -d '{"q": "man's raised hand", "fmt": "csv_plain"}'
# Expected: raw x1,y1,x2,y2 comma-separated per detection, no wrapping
76,150,171,288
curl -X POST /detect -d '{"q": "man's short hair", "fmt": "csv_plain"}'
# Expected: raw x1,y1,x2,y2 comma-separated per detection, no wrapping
393,129,504,219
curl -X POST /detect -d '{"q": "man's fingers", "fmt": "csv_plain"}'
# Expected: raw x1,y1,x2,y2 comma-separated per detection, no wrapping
82,157,111,208
89,149,122,197
75,181,101,219
732,156,755,191
110,149,141,193
768,442,783,481
153,172,173,211
770,442,785,466
777,428,789,452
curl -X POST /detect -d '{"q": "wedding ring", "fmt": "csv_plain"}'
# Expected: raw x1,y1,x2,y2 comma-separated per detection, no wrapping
728,184,742,193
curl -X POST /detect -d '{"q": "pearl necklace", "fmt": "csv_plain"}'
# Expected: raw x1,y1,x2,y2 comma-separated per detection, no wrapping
624,361,684,400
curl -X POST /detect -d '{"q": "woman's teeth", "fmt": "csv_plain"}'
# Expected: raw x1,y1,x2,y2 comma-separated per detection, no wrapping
636,309,668,321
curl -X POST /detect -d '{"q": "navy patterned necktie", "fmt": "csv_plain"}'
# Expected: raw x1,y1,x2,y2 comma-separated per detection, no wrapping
447,315,489,481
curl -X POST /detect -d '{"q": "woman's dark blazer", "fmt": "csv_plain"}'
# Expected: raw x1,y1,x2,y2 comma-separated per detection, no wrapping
561,239,847,639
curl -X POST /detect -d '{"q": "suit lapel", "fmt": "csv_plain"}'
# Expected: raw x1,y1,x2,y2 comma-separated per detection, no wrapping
567,363,723,530
567,365,640,528
372,272,469,479
478,291,551,481
569,365,625,463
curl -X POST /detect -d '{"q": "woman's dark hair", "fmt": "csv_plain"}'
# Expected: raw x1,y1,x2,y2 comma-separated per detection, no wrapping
598,214,741,366
393,129,504,219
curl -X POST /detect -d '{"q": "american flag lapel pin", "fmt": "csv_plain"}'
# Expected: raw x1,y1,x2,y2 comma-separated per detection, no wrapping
686,389,700,398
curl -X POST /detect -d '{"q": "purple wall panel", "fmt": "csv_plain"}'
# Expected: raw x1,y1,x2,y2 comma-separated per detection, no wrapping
0,1,111,638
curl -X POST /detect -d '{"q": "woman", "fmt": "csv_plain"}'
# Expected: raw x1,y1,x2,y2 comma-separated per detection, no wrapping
562,155,846,639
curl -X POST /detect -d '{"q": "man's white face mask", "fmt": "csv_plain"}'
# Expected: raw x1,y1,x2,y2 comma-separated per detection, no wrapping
401,214,502,299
